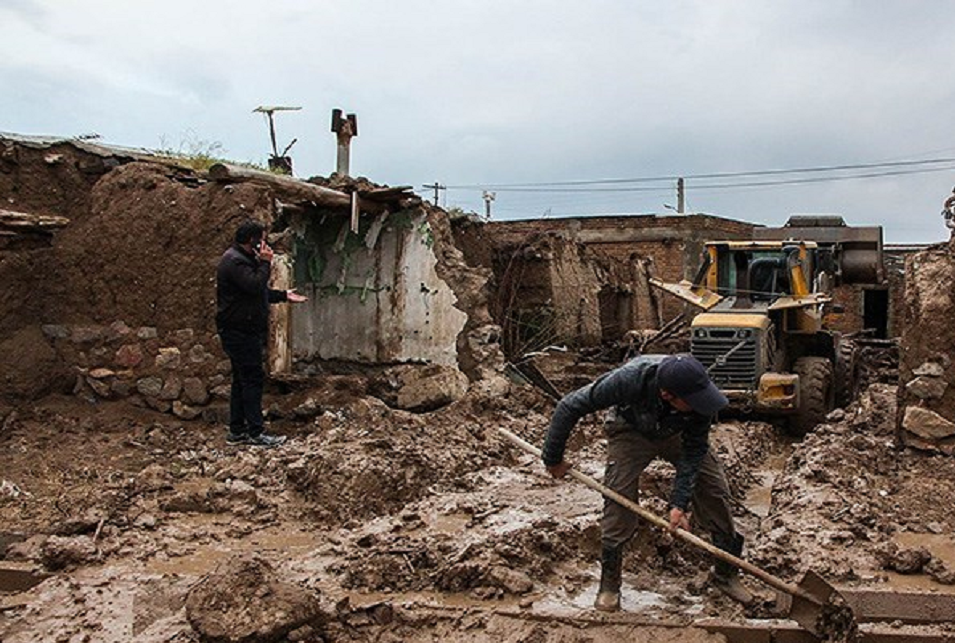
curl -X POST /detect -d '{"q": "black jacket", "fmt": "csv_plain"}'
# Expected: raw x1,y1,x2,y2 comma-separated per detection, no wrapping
541,355,712,511
215,244,287,335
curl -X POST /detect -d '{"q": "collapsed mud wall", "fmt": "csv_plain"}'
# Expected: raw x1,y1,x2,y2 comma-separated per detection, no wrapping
898,239,955,453
452,217,662,358
0,135,503,411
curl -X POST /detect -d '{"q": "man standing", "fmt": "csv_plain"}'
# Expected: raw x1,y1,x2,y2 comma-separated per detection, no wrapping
216,220,307,447
542,353,752,611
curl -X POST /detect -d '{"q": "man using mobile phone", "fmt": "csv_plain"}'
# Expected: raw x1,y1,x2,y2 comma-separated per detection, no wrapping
215,220,307,447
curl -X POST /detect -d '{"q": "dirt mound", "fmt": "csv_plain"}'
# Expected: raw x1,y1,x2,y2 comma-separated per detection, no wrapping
285,394,522,524
185,554,325,643
751,383,955,583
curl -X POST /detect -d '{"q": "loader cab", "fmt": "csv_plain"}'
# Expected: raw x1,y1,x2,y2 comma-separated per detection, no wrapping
704,241,818,306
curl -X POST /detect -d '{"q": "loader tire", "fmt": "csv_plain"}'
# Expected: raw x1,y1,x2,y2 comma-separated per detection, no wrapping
833,336,857,409
787,356,833,437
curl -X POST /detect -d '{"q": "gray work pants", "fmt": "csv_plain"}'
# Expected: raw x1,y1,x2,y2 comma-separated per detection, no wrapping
600,425,736,548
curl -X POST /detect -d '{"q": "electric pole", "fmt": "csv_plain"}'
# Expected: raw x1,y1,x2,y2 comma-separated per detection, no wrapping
677,177,685,214
422,182,446,206
482,191,496,220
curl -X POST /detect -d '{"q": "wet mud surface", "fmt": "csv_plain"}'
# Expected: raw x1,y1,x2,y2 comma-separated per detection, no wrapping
1,378,955,641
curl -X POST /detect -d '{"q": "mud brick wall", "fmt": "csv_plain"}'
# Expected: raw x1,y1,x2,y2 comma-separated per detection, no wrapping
476,213,756,325
41,322,228,420
897,241,955,454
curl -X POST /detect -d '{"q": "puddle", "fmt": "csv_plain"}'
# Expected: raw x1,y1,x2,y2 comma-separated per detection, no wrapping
880,533,955,593
145,526,322,576
744,452,790,518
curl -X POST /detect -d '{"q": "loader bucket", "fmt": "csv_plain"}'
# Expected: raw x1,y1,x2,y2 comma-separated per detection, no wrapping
753,215,883,285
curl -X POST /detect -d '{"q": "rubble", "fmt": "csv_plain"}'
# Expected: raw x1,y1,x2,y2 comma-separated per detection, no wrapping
2,132,955,642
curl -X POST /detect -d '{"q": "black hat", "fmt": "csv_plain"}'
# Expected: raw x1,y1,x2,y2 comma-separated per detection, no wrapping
657,354,728,416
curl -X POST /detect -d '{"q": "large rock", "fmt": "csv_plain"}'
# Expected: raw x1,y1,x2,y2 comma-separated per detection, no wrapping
0,326,70,400
395,364,469,411
902,405,955,441
185,554,325,643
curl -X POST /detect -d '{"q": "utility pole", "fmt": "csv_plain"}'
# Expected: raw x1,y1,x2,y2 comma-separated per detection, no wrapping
482,191,496,220
677,177,685,214
422,182,446,206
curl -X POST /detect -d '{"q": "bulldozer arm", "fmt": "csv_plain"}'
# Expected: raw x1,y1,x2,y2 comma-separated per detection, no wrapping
649,278,723,310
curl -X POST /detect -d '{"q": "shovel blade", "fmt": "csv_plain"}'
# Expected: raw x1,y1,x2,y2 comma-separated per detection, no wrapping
787,570,857,641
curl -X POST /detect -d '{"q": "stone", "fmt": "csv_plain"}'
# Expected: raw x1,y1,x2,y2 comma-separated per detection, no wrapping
395,365,470,412
487,565,534,594
216,359,232,374
902,406,955,441
211,384,231,400
913,362,945,378
188,344,208,363
136,376,163,398
292,398,322,419
111,379,132,397
71,326,105,344
106,321,131,342
89,347,111,367
155,347,181,370
135,463,174,492
88,368,114,379
41,324,69,339
145,397,172,413
182,377,209,405
86,377,112,398
202,404,230,425
906,376,948,400
134,513,158,530
114,343,144,369
228,480,259,505
137,327,158,340
174,329,195,346
159,376,183,401
39,535,99,571
172,400,202,420
185,555,325,643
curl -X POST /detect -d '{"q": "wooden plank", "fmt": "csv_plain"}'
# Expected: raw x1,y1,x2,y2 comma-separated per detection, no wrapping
268,255,293,376
208,163,388,214
0,208,69,234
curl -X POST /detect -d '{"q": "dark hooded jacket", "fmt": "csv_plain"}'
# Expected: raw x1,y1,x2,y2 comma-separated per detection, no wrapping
215,244,288,336
541,355,711,511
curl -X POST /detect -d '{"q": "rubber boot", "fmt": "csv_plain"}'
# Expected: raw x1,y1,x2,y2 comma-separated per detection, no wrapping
712,532,754,606
594,543,624,612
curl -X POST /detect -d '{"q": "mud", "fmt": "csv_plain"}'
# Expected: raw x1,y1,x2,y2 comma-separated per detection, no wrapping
1,371,954,641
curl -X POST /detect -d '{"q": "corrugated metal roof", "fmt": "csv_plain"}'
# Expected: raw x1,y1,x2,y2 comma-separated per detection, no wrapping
0,131,161,161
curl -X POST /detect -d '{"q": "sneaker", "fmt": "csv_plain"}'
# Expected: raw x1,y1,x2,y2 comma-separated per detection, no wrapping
247,432,287,448
226,431,249,444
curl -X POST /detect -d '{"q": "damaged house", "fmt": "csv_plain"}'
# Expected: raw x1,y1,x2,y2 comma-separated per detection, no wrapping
0,133,505,417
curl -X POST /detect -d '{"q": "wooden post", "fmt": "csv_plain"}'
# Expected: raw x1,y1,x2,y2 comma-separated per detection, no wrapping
268,254,293,376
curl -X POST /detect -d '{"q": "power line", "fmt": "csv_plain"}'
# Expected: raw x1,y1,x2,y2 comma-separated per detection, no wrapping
442,162,955,194
443,157,955,190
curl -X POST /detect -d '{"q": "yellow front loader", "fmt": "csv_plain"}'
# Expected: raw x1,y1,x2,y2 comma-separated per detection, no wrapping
651,216,883,435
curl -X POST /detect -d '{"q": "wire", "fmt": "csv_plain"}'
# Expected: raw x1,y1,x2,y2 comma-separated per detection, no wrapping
443,157,955,190
442,162,955,194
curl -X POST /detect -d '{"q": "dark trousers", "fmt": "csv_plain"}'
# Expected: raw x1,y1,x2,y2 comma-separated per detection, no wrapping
219,328,266,436
601,426,736,548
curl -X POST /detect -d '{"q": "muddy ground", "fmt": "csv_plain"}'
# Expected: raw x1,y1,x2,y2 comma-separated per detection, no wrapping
1,373,955,642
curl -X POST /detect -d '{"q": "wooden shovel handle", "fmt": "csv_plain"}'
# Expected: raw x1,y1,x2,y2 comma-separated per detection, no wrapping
496,426,810,601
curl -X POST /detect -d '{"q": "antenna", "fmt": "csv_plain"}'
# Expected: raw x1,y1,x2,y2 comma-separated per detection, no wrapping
253,105,302,174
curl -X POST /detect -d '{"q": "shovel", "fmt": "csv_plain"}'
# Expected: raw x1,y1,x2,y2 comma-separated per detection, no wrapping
496,427,857,641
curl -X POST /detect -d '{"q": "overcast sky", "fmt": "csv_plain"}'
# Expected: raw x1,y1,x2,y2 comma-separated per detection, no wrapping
4,0,955,242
